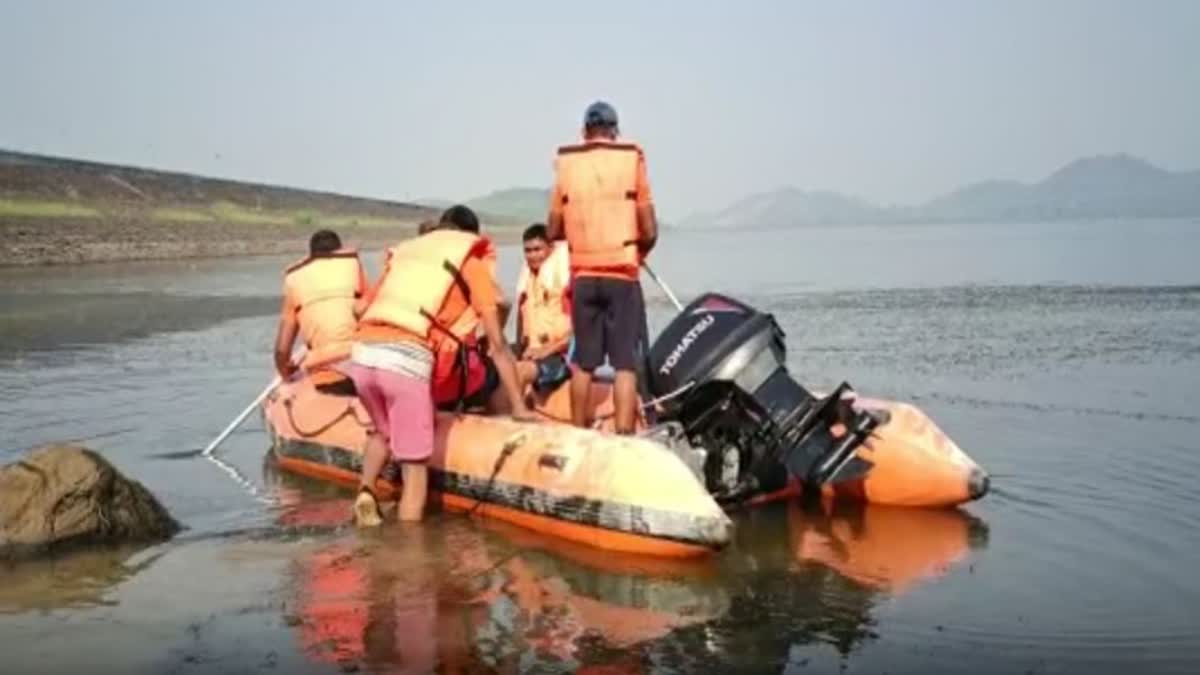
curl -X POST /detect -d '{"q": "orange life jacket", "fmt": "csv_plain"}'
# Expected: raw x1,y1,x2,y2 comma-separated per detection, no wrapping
283,248,362,372
554,140,643,274
517,241,572,352
360,229,494,368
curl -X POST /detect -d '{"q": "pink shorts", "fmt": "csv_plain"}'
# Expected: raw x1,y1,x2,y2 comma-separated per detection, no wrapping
346,363,433,462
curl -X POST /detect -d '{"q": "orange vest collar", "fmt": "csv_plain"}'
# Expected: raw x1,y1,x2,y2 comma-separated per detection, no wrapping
285,247,359,275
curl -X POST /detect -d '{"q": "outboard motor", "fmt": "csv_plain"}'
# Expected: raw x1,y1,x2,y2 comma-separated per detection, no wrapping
646,293,882,503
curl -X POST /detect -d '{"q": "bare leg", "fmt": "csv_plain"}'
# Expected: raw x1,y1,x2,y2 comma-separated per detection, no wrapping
397,462,428,521
354,432,389,526
487,384,513,415
570,366,594,428
516,360,537,390
613,369,638,435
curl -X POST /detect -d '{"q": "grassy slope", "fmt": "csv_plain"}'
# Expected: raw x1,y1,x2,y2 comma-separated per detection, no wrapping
0,150,521,265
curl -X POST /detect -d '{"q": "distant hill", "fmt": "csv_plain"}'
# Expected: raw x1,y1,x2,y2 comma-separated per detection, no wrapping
681,154,1200,228
466,187,551,224
680,187,883,229
419,187,551,225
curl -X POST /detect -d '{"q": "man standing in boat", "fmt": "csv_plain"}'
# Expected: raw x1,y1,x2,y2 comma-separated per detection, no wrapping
514,223,574,397
348,205,533,527
274,229,366,394
547,101,658,434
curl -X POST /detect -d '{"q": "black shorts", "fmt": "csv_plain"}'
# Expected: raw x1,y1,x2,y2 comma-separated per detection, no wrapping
570,276,647,372
314,375,357,397
532,348,572,392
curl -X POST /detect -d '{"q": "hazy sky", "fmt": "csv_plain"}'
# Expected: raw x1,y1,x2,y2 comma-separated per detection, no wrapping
2,1,1198,218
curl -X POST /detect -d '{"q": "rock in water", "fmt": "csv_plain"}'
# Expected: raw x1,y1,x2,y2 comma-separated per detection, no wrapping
0,444,180,560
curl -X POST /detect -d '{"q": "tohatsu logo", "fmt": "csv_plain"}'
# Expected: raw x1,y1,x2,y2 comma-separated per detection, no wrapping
658,314,715,376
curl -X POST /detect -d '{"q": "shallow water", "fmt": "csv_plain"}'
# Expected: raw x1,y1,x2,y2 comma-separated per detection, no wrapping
2,220,1199,673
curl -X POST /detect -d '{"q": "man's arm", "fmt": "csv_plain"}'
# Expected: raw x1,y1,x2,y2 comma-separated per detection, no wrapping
513,299,526,359
273,300,300,380
637,204,658,256
464,258,534,420
355,253,386,318
352,258,369,319
635,153,658,255
496,295,512,332
477,307,533,420
546,180,566,242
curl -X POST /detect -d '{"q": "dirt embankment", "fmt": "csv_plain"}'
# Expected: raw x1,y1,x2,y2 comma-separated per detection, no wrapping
1,215,425,266
0,151,518,266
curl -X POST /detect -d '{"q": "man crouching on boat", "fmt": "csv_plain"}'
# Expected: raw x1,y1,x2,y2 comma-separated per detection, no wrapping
274,229,366,394
514,223,574,398
349,205,534,526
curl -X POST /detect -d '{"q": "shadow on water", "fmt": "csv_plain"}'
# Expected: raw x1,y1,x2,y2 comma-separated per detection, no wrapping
0,291,277,360
0,545,167,614
265,465,988,673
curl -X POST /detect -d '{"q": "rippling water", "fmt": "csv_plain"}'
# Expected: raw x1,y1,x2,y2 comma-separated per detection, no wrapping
2,220,1199,673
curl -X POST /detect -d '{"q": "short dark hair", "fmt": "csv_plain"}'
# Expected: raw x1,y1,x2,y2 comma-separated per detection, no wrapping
523,223,549,243
309,229,341,255
417,219,439,235
439,204,480,233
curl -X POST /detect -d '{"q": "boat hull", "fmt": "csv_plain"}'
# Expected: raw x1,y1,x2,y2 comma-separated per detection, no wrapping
265,378,733,558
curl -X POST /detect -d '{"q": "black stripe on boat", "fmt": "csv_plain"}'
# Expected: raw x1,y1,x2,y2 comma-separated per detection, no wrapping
272,437,730,549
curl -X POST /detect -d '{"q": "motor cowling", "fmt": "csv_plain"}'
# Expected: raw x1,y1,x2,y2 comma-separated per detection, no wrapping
646,293,881,502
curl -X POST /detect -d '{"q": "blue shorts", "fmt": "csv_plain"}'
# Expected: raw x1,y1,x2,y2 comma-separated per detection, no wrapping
533,338,574,392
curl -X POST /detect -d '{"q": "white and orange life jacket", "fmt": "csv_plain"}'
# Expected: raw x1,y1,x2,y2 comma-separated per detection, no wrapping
554,140,643,274
283,248,362,372
360,229,495,362
516,241,572,352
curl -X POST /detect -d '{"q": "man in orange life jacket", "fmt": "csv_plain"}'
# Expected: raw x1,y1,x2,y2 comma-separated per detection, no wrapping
514,223,574,395
547,101,658,434
273,229,366,393
348,205,533,526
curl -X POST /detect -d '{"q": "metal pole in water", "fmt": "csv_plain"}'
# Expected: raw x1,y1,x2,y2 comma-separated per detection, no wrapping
642,262,684,312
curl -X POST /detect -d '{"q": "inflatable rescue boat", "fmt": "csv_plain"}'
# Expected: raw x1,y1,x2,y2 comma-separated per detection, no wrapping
265,292,990,558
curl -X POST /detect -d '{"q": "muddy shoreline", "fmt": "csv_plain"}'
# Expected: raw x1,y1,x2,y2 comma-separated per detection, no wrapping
0,216,521,267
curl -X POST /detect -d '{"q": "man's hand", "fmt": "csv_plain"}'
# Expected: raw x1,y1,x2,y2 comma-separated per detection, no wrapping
511,407,539,422
278,359,299,380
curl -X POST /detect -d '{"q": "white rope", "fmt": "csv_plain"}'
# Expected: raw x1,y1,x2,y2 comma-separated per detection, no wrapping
203,446,277,506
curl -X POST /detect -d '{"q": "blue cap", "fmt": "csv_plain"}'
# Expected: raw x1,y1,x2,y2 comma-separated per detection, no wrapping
583,101,619,128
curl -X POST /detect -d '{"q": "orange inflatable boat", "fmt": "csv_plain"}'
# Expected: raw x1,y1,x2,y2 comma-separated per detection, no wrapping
264,292,990,559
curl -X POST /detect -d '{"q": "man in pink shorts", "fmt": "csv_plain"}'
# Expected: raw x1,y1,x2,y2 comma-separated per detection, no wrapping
345,340,435,526
348,205,531,526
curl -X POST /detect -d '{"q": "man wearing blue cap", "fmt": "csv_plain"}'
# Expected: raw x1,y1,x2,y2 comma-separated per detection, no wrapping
547,101,659,434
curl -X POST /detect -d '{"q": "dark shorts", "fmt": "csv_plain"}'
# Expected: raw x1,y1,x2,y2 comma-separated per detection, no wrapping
532,345,573,392
314,375,357,397
571,276,647,372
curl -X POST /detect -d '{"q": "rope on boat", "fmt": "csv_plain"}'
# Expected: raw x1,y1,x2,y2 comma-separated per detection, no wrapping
285,398,355,438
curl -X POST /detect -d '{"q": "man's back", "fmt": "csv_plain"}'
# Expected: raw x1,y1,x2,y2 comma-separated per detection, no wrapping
283,252,362,349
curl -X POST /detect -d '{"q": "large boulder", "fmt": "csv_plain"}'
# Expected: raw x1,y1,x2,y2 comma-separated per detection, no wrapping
0,444,180,560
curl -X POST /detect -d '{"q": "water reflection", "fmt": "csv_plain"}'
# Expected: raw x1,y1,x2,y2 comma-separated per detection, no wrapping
0,546,165,614
786,498,989,594
271,474,726,672
267,464,988,673
638,501,988,671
